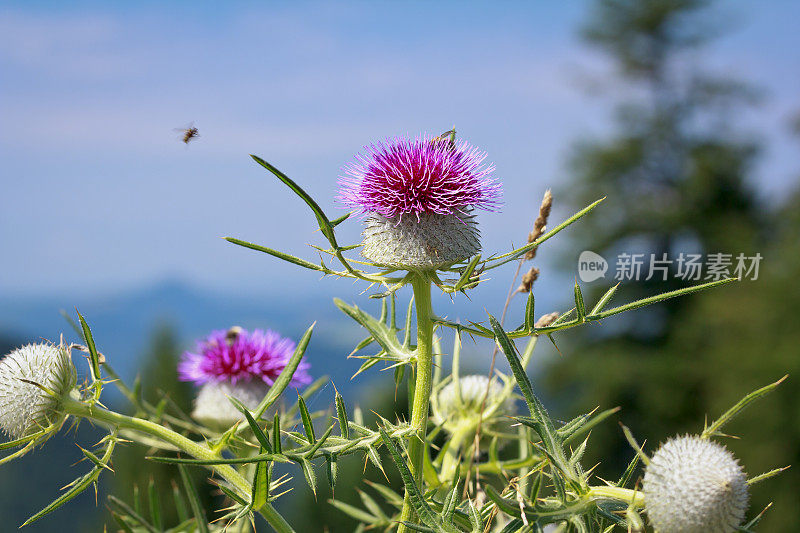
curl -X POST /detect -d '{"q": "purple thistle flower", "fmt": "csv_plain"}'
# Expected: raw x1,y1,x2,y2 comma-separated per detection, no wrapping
178,328,311,387
339,135,501,219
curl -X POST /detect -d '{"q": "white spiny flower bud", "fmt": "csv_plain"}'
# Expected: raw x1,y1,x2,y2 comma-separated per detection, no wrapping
191,379,270,428
362,212,481,269
0,343,77,440
643,435,749,533
432,375,515,433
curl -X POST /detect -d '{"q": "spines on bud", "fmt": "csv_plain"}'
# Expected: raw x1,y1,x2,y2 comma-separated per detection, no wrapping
643,435,749,533
0,342,77,440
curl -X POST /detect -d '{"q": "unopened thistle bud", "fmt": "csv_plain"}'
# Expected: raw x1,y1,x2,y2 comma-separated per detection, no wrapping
524,189,552,261
0,343,77,440
643,435,749,533
432,375,515,433
339,134,501,269
179,328,312,427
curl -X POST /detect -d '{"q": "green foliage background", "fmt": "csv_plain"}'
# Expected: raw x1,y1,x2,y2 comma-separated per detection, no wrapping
544,1,800,531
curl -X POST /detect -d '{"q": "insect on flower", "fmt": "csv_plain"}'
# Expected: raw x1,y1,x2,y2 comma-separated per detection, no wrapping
175,122,199,144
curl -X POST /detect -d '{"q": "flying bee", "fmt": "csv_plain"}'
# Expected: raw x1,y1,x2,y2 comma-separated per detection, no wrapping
175,122,199,144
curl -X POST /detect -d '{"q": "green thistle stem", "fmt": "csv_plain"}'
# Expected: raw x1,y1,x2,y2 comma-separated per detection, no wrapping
398,273,434,532
62,396,295,533
586,485,645,507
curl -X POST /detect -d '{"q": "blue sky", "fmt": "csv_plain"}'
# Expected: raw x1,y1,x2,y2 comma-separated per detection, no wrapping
1,1,798,297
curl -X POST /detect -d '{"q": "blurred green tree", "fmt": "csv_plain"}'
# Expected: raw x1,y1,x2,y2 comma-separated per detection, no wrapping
545,0,798,530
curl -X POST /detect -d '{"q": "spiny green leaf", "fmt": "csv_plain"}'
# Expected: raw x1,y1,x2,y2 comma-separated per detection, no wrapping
217,483,248,506
22,433,116,527
454,254,482,291
272,412,282,454
574,281,586,320
486,197,605,268
524,291,535,331
378,426,446,531
229,397,273,453
297,394,316,444
330,211,352,227
299,458,317,497
365,445,386,478
252,447,269,510
0,431,46,451
467,500,482,533
440,477,459,523
326,453,338,489
76,310,102,382
490,315,567,471
335,299,409,360
617,449,641,488
620,424,649,466
225,238,325,272
589,283,620,314
702,375,787,439
147,452,283,466
398,523,438,532
590,277,737,320
250,154,337,245
303,424,334,459
253,323,314,419
560,407,620,445
178,464,210,533
747,466,790,486
743,502,773,530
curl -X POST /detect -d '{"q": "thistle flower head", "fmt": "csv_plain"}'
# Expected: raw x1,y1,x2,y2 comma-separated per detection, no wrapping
0,342,77,441
432,375,515,432
178,327,312,387
191,379,272,428
643,435,749,533
339,134,501,269
339,135,501,219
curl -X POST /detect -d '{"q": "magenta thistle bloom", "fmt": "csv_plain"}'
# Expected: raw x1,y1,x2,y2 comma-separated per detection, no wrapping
178,328,311,387
339,134,501,269
339,135,501,219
